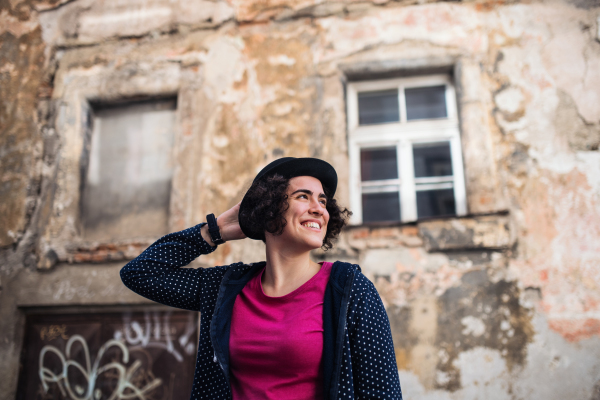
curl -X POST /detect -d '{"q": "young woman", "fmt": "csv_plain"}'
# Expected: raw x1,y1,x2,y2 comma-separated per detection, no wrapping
120,157,402,400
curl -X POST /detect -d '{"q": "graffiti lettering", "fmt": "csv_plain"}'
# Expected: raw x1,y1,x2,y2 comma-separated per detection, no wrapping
40,325,69,341
114,311,196,362
39,335,162,400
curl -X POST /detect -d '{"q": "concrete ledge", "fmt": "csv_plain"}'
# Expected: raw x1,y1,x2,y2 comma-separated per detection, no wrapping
9,262,154,307
418,213,511,252
339,56,456,81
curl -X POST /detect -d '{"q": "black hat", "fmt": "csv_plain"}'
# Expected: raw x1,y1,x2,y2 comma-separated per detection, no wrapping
239,157,337,240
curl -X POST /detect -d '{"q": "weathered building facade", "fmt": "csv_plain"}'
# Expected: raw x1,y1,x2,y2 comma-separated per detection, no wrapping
1,0,600,398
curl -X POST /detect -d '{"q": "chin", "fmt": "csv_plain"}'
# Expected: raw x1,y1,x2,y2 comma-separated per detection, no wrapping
303,236,325,250
277,229,325,251
306,241,323,250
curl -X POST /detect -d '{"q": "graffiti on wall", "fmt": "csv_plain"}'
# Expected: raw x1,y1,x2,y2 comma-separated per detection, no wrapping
116,311,197,362
18,310,198,400
39,335,161,400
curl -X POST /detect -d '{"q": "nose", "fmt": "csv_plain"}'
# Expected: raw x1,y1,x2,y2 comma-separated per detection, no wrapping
308,197,324,216
309,207,322,216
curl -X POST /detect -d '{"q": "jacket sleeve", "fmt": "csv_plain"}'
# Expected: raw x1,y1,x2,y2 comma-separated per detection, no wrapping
120,223,223,313
347,272,403,399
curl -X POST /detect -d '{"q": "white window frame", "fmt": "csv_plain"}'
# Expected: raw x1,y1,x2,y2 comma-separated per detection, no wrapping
347,74,467,225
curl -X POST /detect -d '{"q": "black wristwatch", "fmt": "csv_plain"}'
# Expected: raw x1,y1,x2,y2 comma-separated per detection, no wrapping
206,213,225,246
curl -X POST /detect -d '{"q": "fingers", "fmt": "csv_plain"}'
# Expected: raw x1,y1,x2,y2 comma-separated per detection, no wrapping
215,201,246,241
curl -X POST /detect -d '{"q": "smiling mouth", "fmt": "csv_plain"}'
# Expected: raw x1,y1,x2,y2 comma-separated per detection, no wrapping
302,221,321,230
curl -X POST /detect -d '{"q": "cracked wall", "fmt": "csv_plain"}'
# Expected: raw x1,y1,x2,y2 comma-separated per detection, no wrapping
1,0,600,399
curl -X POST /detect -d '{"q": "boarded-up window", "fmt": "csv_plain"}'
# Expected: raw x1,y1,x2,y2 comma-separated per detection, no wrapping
17,310,198,400
81,99,176,241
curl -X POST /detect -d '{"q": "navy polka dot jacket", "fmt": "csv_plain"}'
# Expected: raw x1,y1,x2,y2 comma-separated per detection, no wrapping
120,223,402,399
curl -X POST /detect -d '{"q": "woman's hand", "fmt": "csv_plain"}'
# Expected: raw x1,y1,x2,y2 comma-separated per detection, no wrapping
201,202,247,246
216,201,246,242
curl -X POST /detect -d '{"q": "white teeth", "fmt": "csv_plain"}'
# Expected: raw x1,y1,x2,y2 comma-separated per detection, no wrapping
303,222,320,229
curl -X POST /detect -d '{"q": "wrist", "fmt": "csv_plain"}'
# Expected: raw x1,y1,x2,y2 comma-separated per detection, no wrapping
201,224,216,247
206,213,225,246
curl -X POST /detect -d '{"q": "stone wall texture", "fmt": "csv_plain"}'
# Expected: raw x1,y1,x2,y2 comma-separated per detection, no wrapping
1,0,600,399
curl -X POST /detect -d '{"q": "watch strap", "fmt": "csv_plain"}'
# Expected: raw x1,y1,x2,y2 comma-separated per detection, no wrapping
206,213,225,246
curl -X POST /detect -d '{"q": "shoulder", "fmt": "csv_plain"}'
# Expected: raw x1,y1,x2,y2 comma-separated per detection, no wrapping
217,261,265,281
329,261,360,288
350,269,380,303
196,262,250,283
329,261,380,300
329,261,374,289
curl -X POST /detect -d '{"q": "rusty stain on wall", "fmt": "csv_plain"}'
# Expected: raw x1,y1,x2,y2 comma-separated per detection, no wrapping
0,23,45,247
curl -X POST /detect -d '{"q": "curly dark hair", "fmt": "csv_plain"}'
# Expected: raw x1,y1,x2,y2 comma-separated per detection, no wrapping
239,174,352,250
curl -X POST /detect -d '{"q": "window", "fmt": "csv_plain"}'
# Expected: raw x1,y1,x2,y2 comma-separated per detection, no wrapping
81,99,177,241
347,75,466,224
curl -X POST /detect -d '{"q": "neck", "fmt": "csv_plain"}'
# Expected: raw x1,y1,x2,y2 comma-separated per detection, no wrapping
262,239,320,297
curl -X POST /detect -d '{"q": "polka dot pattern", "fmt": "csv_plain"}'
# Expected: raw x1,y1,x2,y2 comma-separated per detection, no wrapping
342,272,402,399
121,224,402,399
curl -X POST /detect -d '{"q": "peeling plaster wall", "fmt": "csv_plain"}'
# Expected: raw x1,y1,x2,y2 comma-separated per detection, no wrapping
1,0,600,399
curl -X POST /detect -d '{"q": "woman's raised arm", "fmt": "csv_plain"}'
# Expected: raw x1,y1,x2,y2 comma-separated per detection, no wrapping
120,224,219,312
120,202,246,312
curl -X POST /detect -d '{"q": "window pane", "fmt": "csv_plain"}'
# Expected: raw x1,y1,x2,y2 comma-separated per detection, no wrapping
358,89,400,125
413,142,453,178
81,99,176,241
361,147,398,181
405,85,447,120
416,189,456,218
362,192,401,222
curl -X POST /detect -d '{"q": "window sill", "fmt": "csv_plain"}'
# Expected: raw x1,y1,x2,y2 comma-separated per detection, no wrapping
345,210,511,252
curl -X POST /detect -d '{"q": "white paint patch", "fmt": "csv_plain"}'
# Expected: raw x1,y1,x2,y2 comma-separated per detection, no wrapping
436,370,451,386
494,87,524,114
212,135,229,148
510,313,600,399
271,102,294,116
398,370,452,400
575,152,600,195
450,219,467,233
267,54,297,66
453,347,512,400
203,37,243,100
461,316,486,337
80,7,172,28
0,62,15,74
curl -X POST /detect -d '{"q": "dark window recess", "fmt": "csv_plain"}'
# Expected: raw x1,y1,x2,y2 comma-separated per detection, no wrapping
358,89,400,125
360,147,398,181
413,142,453,177
362,192,401,223
17,310,198,400
405,85,447,121
416,189,456,218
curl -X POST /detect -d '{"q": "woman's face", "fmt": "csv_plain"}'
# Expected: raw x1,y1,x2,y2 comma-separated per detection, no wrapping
277,175,330,251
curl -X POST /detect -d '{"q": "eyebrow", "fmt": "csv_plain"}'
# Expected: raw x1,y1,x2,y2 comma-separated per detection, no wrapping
291,189,327,199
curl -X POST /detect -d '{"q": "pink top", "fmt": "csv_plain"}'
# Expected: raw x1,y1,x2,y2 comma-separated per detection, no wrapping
229,262,333,400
